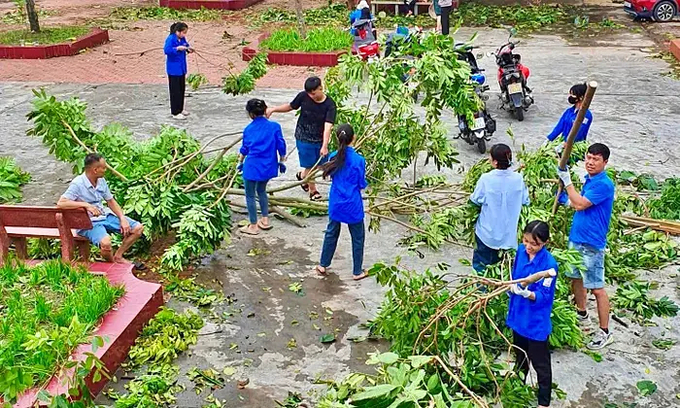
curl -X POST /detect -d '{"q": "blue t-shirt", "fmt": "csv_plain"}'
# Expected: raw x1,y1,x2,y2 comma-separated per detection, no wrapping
62,174,114,222
506,245,558,342
470,169,530,250
240,117,287,182
328,147,367,225
164,34,189,76
546,106,593,143
569,171,615,250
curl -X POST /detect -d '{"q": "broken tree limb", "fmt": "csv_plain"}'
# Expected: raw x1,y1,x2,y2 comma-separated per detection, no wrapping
270,206,307,228
620,215,680,235
61,120,129,182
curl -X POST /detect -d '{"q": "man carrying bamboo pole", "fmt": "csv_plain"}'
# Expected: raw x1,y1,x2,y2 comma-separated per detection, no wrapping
557,143,615,350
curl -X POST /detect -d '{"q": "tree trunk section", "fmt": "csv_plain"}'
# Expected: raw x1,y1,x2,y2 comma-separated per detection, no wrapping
25,0,40,32
292,0,307,39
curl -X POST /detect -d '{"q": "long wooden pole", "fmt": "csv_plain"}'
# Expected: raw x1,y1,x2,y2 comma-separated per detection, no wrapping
551,81,598,215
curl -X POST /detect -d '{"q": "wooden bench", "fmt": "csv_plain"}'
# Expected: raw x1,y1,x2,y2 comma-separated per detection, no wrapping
0,205,93,263
371,0,432,16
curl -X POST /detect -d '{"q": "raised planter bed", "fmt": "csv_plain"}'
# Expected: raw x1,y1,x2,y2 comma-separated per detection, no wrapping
159,0,261,10
0,28,109,60
13,262,163,408
671,39,680,63
242,33,347,67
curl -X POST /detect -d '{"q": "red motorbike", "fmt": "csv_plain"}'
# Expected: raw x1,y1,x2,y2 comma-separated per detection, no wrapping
494,33,534,121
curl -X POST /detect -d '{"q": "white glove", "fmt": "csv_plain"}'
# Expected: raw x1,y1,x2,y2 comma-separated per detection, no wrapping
541,139,549,147
556,167,572,188
509,283,532,298
554,143,564,156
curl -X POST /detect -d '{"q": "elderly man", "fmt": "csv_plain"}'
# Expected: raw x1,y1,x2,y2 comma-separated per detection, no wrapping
57,153,144,263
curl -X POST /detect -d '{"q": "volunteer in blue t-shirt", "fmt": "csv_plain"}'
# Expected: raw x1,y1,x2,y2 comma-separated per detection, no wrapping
164,22,193,120
237,99,287,236
315,124,369,281
557,143,615,350
506,220,558,408
545,83,593,151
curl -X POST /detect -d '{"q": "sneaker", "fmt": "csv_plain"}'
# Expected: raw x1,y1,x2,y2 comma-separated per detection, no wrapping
587,329,613,350
172,113,187,120
577,310,590,322
181,111,190,116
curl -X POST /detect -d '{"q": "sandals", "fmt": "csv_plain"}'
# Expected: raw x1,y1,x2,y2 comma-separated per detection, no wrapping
296,172,310,192
239,225,259,235
353,270,369,281
133,261,147,271
315,266,328,276
257,220,273,231
309,191,322,201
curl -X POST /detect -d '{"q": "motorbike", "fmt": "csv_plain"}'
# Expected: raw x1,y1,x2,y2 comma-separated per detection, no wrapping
494,32,533,121
455,45,496,153
351,18,379,62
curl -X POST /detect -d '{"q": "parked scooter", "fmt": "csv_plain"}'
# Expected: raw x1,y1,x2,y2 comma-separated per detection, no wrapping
351,17,379,62
455,45,496,153
494,31,533,121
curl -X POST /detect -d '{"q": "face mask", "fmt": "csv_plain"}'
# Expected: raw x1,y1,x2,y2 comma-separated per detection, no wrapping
568,95,578,104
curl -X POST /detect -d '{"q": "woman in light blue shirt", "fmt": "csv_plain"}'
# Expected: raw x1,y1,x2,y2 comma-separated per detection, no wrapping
470,144,529,274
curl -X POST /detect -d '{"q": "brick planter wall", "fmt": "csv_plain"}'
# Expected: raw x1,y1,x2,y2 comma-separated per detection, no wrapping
242,34,347,67
671,39,680,63
0,28,109,60
12,263,163,408
159,0,261,10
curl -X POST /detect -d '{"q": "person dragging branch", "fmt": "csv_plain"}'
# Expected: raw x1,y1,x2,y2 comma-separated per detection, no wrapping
506,220,558,408
266,76,337,201
238,99,287,236
315,124,369,281
557,143,615,350
164,22,194,121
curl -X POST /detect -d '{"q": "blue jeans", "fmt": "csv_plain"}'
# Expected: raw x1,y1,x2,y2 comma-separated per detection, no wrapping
472,234,500,274
244,179,269,224
319,219,365,276
565,241,605,289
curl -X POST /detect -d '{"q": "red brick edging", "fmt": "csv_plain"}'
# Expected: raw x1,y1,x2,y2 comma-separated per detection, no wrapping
13,262,163,408
0,28,109,60
159,0,261,10
671,39,680,63
242,34,346,67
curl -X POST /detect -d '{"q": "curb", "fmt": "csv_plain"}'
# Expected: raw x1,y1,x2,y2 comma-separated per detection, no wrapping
671,39,680,62
0,28,109,60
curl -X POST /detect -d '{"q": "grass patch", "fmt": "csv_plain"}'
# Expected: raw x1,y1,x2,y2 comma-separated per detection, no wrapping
260,27,353,52
109,6,230,22
0,26,90,45
0,260,124,402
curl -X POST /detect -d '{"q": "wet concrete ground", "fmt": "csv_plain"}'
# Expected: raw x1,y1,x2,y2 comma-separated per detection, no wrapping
2,27,680,407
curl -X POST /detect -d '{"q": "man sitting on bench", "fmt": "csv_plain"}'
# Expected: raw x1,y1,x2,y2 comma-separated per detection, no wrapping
57,153,144,263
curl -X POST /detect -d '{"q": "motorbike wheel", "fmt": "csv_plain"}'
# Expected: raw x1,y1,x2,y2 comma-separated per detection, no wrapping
477,138,486,154
516,108,524,122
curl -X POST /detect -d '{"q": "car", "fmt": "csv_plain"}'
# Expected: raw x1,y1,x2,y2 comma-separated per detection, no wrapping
624,0,679,22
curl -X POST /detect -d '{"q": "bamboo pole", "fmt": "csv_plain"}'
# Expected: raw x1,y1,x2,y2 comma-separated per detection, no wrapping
552,81,598,215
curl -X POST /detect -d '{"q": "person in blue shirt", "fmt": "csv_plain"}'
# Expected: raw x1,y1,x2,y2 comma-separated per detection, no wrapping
545,83,593,148
238,99,287,236
557,143,615,350
164,22,193,120
470,144,530,274
349,1,372,34
315,124,369,281
506,220,558,408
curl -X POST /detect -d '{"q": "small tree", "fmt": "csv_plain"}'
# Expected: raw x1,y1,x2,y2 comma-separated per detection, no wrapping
291,0,306,39
25,0,40,32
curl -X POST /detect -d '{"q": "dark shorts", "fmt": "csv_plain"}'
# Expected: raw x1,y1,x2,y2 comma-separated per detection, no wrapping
296,139,327,169
77,214,141,246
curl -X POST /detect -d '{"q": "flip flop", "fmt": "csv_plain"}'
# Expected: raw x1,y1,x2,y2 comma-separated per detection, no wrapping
309,191,322,201
296,172,310,192
353,270,369,281
257,220,273,231
315,266,328,276
133,261,147,271
239,225,259,235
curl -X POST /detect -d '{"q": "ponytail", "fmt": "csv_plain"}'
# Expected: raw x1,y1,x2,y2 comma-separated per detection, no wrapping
322,124,355,178
489,143,512,170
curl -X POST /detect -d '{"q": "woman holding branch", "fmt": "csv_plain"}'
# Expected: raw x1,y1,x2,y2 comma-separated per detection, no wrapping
164,22,193,120
238,99,287,235
315,124,369,281
506,220,558,408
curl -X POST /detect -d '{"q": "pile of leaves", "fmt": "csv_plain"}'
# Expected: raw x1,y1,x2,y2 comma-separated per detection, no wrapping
260,27,353,53
108,6,229,22
222,52,267,96
612,281,679,322
0,260,124,403
0,156,31,203
254,3,347,27
647,178,680,220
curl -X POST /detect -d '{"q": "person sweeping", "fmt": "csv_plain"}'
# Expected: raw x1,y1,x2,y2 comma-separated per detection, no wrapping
164,22,193,120
315,124,368,281
238,99,287,236
506,220,558,408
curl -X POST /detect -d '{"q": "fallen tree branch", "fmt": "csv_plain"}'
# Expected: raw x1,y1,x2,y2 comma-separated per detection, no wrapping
61,120,129,182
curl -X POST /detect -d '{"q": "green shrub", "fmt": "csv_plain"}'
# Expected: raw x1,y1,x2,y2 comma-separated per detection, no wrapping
260,27,353,53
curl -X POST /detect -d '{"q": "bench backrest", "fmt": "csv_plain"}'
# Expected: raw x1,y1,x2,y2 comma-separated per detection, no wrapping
0,206,92,229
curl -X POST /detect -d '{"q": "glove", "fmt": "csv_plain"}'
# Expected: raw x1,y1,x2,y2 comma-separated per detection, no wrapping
236,163,243,172
557,191,570,206
509,283,532,298
541,139,549,147
556,166,572,188
278,162,287,174
554,143,564,157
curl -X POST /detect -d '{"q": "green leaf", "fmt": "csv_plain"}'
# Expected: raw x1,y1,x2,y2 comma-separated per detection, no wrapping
350,384,399,402
637,380,657,396
407,355,432,368
320,334,336,343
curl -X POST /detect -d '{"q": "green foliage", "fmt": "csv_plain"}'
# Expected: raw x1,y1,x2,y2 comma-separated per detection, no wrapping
222,53,267,96
0,26,89,45
636,380,657,397
109,6,228,22
454,3,568,32
0,260,123,402
255,3,347,27
647,178,680,220
187,73,209,91
260,27,353,52
108,365,184,407
612,281,679,322
0,156,31,203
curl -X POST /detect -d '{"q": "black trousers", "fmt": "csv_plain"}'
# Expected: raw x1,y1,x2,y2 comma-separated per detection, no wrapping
513,331,552,406
440,6,452,35
168,74,186,115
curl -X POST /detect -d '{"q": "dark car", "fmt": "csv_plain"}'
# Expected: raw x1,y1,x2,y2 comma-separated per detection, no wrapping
624,0,678,22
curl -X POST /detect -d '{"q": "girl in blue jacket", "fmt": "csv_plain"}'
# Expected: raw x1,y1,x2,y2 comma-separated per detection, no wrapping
506,220,558,408
238,99,287,236
315,124,369,281
164,22,193,120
